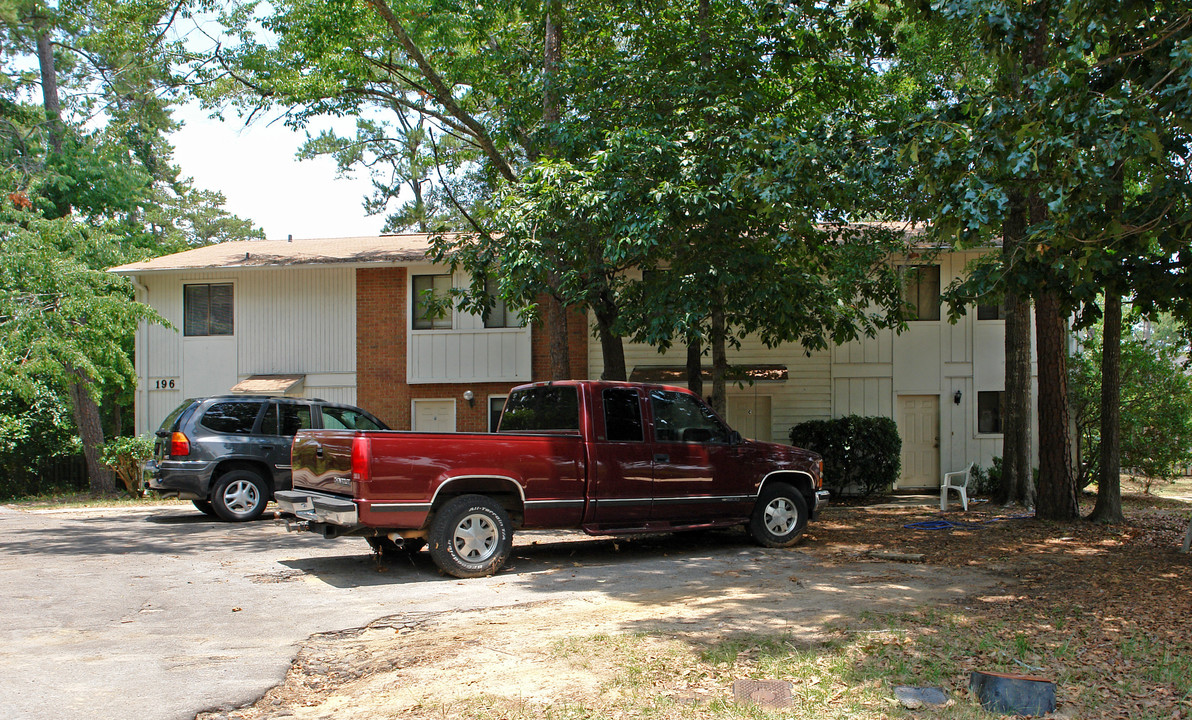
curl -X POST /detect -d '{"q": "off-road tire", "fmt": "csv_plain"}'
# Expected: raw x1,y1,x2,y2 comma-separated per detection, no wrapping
210,469,268,522
748,482,808,548
428,495,513,578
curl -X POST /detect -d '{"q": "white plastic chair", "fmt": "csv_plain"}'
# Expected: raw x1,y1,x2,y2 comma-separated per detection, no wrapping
940,462,974,512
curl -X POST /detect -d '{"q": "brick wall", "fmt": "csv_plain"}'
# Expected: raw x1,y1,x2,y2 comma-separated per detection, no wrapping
356,267,408,428
357,269,589,431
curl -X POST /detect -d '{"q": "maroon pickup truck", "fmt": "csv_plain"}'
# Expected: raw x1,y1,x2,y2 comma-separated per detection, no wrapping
276,380,827,578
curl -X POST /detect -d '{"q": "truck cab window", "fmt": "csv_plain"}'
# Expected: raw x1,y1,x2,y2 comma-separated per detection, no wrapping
500,386,580,431
603,388,643,442
649,390,731,444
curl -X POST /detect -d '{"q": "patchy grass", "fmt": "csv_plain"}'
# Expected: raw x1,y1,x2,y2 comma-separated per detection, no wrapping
2,491,187,510
205,481,1191,720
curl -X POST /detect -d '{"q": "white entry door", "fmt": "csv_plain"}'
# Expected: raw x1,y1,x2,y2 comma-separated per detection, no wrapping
727,395,773,442
897,395,940,488
412,399,456,432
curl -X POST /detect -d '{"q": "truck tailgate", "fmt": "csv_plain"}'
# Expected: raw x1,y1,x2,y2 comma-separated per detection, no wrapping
290,430,358,496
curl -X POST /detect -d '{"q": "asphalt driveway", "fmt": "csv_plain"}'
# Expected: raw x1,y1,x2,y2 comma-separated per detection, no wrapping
0,503,993,720
0,504,598,720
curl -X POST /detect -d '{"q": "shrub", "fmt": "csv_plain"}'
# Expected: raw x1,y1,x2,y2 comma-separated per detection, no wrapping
99,435,155,498
789,415,901,498
971,457,1003,496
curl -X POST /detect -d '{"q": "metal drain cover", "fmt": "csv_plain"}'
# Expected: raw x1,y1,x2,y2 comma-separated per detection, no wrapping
732,679,793,708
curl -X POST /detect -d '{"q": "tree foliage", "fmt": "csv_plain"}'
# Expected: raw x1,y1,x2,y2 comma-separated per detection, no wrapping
1072,313,1192,493
0,0,260,494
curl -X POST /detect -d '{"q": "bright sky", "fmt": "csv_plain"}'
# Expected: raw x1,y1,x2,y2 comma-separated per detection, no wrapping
170,103,387,241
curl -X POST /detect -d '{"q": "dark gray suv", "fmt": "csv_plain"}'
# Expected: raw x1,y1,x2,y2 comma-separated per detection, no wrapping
144,396,387,522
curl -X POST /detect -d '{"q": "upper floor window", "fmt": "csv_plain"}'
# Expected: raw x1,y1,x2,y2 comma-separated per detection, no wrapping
977,301,1005,320
184,283,233,336
482,276,519,329
901,265,941,321
412,274,452,330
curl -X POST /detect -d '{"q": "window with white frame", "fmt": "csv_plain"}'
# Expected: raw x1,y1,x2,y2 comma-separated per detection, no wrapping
482,276,520,329
488,396,506,432
183,283,234,336
901,265,941,321
977,300,1005,320
412,274,452,330
977,391,1004,434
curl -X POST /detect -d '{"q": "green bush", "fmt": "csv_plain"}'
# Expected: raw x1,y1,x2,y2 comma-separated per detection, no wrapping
971,457,1003,496
789,415,901,498
99,435,155,498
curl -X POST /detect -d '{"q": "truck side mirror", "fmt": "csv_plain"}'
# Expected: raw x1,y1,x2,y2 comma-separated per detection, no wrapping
730,430,743,446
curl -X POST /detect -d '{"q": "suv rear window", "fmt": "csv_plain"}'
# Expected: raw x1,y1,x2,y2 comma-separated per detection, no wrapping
157,399,197,433
199,402,264,435
499,386,580,432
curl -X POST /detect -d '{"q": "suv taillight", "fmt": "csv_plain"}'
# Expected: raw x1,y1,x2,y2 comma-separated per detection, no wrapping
351,435,371,483
170,432,191,457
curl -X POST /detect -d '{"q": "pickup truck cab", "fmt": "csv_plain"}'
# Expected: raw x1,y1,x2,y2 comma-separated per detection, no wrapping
277,381,827,578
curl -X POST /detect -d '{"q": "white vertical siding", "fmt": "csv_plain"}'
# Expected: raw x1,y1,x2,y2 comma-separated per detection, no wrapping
406,266,532,384
132,267,358,433
588,247,1034,485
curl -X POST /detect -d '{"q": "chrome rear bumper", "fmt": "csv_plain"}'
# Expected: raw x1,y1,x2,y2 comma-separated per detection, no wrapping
275,489,359,527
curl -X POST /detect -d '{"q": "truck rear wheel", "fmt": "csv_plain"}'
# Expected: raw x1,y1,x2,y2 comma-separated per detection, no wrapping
428,495,513,578
748,482,808,548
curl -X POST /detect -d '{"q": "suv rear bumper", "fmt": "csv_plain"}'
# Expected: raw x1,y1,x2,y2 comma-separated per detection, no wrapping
276,490,359,527
143,459,214,500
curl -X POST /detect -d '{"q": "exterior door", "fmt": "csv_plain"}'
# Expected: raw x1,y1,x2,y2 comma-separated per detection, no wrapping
726,395,772,441
412,399,456,432
898,395,940,488
585,386,654,529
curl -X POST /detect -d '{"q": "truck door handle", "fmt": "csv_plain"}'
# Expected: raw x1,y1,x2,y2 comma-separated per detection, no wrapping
312,443,323,458
653,454,669,463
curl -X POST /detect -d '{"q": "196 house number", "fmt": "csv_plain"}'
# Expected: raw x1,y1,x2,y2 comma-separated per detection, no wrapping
151,378,177,390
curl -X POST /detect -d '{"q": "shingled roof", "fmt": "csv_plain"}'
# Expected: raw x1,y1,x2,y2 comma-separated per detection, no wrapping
109,234,445,274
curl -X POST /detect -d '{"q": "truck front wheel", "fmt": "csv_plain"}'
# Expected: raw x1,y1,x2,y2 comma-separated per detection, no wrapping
428,495,513,578
748,483,809,548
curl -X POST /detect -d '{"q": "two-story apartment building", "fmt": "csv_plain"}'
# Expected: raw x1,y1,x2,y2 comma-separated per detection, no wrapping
111,233,1036,489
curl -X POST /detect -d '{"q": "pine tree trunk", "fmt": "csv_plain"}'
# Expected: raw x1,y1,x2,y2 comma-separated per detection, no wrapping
1000,190,1034,507
1034,289,1078,520
545,294,571,380
593,290,626,381
1090,296,1124,523
686,337,703,397
709,292,727,416
66,368,114,494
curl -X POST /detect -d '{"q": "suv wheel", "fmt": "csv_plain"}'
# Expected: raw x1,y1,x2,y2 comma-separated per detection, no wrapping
211,469,268,522
192,499,217,517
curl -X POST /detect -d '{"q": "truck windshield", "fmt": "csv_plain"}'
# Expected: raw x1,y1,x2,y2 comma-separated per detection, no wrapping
499,386,580,432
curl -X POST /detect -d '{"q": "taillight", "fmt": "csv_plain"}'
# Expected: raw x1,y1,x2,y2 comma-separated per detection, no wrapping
817,459,824,488
170,432,191,457
351,435,371,483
